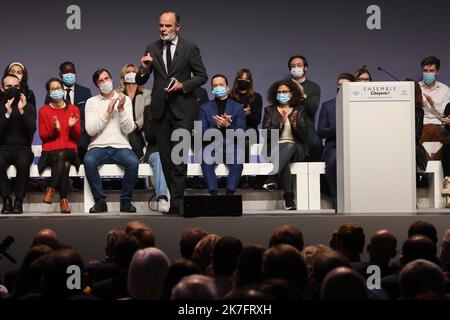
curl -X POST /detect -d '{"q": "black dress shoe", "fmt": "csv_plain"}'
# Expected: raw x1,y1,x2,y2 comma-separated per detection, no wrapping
11,199,23,214
167,206,181,216
89,200,108,213
1,197,13,214
120,200,136,213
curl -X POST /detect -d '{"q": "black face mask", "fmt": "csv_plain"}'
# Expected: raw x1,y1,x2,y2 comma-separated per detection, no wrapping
4,87,21,100
237,79,250,91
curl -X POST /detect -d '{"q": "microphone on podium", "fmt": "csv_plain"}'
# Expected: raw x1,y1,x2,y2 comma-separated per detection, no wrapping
377,67,400,81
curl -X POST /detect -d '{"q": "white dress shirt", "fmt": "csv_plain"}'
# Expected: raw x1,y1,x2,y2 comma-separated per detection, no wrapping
162,35,179,73
420,80,450,125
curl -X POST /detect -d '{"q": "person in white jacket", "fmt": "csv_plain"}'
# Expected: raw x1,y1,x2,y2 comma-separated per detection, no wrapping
84,68,139,213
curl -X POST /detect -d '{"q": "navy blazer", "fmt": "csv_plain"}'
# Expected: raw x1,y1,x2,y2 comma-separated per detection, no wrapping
317,98,336,158
198,98,246,139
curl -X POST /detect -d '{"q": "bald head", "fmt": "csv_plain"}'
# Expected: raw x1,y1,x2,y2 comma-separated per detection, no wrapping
367,230,397,265
320,267,369,300
269,224,304,251
32,229,59,250
401,235,437,266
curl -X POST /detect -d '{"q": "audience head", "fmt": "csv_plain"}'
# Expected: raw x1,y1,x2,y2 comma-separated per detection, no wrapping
354,68,372,82
408,221,438,244
159,259,200,300
211,74,229,100
269,224,304,251
32,229,59,250
335,223,365,262
192,234,221,274
171,274,217,300
230,68,255,101
104,227,124,262
179,227,208,260
400,235,437,266
367,229,397,266
119,64,142,91
128,247,170,300
288,55,309,80
260,278,303,300
45,78,67,105
211,236,243,278
111,230,140,270
124,221,156,249
421,56,440,86
267,79,302,107
400,259,445,300
92,68,114,95
226,287,272,300
440,229,450,272
336,73,355,93
234,244,266,288
3,61,29,86
59,61,77,87
261,244,308,293
320,267,369,300
302,244,330,272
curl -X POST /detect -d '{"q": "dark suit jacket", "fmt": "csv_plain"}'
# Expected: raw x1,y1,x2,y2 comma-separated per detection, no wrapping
135,37,208,121
317,98,336,160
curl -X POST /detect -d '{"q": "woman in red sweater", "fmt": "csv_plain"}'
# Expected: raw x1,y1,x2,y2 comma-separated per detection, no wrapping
38,78,81,213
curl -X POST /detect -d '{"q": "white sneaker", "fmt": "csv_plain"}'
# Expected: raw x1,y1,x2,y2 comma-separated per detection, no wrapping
442,177,450,196
148,200,158,211
157,198,170,213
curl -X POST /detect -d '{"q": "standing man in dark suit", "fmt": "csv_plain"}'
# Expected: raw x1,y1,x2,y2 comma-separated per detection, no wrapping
135,11,208,215
45,61,92,162
317,73,355,209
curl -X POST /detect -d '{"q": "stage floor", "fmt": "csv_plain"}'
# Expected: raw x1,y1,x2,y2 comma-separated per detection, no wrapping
1,209,450,276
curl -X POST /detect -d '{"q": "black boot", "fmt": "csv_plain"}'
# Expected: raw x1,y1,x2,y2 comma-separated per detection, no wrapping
120,200,136,213
11,198,23,214
1,197,13,214
283,192,297,210
89,200,108,213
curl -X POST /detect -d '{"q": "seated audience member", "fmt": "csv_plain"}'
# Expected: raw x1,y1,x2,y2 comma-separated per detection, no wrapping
262,80,309,210
260,278,303,300
288,55,323,161
117,64,149,160
408,220,439,245
209,236,243,299
32,229,60,250
333,223,365,268
3,61,36,106
261,244,308,297
84,68,139,213
45,61,92,162
127,247,170,300
399,259,445,300
358,230,398,279
381,235,439,300
269,224,304,252
39,78,81,213
179,227,208,260
320,267,370,300
317,73,355,209
192,234,221,275
159,259,200,300
170,275,218,300
124,220,156,248
301,244,330,273
440,229,450,272
92,231,140,300
233,244,266,289
419,56,450,160
199,74,246,196
0,74,36,214
354,68,372,82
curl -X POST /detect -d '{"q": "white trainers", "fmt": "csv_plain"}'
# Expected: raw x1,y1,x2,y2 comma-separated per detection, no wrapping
442,177,450,196
157,198,170,213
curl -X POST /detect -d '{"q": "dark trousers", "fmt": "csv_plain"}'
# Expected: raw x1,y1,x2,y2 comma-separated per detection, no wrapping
0,146,34,200
323,147,337,196
41,149,77,198
153,109,194,211
269,142,304,193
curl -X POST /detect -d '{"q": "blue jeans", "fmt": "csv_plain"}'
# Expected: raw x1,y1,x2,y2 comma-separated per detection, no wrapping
84,147,139,202
147,152,169,199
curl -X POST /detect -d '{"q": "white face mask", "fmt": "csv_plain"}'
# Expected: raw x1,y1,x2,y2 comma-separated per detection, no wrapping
99,81,114,95
291,67,304,79
124,72,136,84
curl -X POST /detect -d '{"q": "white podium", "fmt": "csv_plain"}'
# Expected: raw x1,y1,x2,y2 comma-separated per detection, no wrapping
336,82,416,214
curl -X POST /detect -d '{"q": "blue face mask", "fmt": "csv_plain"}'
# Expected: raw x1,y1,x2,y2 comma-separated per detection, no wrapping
62,73,76,87
49,89,65,101
277,93,291,105
423,72,436,85
212,86,227,98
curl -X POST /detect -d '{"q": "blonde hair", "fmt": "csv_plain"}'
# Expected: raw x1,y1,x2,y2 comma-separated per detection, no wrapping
117,64,144,93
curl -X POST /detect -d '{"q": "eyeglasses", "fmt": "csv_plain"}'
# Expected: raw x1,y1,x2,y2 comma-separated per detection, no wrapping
277,90,291,94
357,78,370,82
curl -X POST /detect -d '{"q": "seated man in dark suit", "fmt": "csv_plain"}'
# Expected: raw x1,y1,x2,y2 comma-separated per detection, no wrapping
198,74,246,196
317,73,355,209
